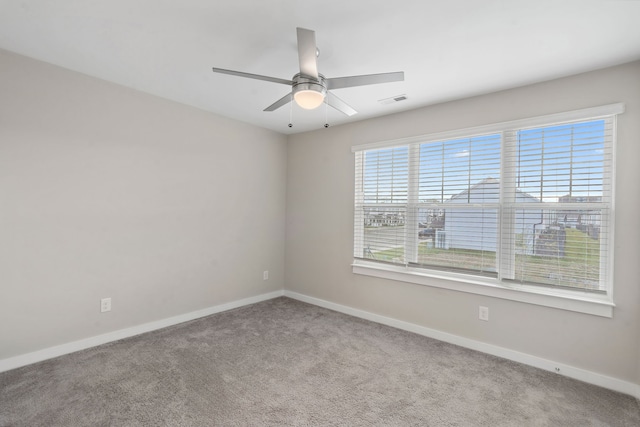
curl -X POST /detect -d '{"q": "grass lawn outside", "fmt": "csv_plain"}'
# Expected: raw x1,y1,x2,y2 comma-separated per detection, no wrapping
365,227,601,290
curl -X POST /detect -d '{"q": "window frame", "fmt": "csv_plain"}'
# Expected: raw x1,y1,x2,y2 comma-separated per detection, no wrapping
352,104,623,318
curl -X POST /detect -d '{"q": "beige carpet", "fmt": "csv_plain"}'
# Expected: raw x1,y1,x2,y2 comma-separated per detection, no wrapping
1,297,638,426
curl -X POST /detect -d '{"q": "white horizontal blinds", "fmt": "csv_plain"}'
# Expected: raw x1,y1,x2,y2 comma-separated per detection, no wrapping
353,105,618,296
356,146,409,265
361,207,407,263
503,118,613,291
515,120,610,202
362,146,409,204
414,135,502,274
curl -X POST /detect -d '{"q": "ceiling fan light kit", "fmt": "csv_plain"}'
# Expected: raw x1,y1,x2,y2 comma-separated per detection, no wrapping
294,90,325,109
292,73,327,109
212,27,404,124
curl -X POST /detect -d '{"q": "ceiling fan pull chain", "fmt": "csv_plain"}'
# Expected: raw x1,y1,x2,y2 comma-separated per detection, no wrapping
288,93,293,128
324,98,329,128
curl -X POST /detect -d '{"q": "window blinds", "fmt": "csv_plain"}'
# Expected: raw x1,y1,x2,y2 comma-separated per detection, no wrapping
412,134,502,274
354,147,408,264
354,113,616,293
501,119,613,291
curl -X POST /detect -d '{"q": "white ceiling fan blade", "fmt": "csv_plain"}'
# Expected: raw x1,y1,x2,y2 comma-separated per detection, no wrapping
264,92,293,112
212,67,293,86
327,72,404,90
297,27,319,79
327,92,357,116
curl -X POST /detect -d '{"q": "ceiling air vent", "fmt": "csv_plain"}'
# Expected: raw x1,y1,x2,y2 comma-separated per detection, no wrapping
379,94,407,105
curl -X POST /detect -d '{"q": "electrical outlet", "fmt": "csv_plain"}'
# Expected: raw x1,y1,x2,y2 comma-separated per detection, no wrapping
479,306,489,321
101,297,111,313
263,270,269,280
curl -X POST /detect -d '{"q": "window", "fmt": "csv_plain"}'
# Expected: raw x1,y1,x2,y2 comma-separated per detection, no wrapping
353,104,623,317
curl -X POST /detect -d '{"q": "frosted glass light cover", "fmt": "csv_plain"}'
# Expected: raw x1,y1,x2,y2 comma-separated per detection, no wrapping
294,90,325,109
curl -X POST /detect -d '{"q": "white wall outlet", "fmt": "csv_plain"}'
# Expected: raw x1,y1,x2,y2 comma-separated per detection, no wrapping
479,306,489,321
263,270,269,280
101,297,112,313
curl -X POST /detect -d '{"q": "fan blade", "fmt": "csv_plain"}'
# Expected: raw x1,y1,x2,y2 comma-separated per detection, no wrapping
296,27,319,79
327,92,357,116
327,72,404,90
264,92,293,112
212,67,293,86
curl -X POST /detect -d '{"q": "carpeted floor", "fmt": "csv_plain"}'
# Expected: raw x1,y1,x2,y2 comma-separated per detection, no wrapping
1,297,639,426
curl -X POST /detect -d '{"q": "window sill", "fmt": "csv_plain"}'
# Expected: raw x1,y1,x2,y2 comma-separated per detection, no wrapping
351,260,614,318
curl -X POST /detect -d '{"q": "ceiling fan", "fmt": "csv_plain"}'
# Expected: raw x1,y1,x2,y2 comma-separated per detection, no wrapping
212,27,404,117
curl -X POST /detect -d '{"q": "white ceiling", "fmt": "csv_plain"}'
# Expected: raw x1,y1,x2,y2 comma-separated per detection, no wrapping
1,1,639,134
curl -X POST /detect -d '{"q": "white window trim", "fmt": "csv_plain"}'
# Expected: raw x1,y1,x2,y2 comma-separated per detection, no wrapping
352,259,613,317
352,103,624,318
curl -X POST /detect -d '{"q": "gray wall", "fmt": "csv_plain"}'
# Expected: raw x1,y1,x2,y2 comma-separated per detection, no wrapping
0,50,287,359
286,61,640,384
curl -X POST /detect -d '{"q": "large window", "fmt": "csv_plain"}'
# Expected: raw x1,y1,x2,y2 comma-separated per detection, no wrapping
353,105,622,316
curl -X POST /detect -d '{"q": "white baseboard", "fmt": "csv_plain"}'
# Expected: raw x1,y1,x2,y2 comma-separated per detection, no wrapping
3,289,638,401
0,290,284,374
284,290,640,400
